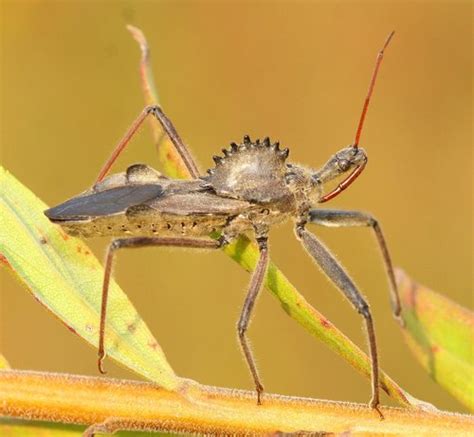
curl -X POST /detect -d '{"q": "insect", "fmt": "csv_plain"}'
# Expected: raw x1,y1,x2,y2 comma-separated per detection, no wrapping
45,31,401,417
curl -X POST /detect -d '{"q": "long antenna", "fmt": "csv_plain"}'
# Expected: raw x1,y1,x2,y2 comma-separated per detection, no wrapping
353,31,395,149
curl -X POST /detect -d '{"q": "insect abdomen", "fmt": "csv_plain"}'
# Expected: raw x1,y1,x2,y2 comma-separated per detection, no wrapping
56,213,230,239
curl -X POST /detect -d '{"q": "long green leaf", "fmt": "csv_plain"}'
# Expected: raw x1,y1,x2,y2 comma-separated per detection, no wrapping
397,269,474,410
126,25,422,408
0,354,10,370
0,419,175,437
0,420,81,437
127,25,191,180
0,167,179,390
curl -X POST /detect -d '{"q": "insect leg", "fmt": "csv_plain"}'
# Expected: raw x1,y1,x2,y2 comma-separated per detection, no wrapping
295,224,383,419
96,105,200,183
237,236,269,405
147,105,200,178
98,237,221,374
308,209,402,324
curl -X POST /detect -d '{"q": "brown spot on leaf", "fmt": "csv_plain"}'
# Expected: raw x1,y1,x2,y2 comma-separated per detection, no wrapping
431,345,440,355
66,325,78,335
35,227,48,244
405,278,418,310
76,246,82,253
127,323,137,333
320,318,332,328
148,340,158,350
0,253,11,268
32,294,41,304
60,232,70,241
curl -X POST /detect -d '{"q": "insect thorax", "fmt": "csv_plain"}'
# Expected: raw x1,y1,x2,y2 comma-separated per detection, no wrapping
204,137,317,219
205,136,292,203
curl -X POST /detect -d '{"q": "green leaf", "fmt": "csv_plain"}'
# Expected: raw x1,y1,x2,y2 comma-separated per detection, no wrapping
0,167,179,390
397,269,474,410
0,420,81,437
126,25,423,409
0,419,176,437
0,354,11,369
127,25,191,180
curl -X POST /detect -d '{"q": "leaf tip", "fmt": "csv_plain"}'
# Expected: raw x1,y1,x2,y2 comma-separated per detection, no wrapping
0,353,11,369
126,24,149,62
395,267,417,311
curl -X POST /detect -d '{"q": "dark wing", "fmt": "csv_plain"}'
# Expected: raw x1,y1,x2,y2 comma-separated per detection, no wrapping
127,191,252,218
45,184,164,222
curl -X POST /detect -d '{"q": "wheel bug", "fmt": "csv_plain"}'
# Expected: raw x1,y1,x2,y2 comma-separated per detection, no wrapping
45,31,400,417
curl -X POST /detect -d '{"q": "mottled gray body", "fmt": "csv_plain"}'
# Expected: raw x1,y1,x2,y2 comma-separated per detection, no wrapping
44,133,397,419
44,32,400,418
46,139,306,242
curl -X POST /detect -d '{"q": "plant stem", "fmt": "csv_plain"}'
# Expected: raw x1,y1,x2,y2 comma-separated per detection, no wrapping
1,370,473,435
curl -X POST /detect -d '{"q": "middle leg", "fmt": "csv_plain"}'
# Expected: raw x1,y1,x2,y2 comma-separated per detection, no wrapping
295,224,383,418
98,236,221,373
237,236,269,405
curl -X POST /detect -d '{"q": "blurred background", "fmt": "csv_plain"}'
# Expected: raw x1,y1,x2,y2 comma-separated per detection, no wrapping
1,0,472,414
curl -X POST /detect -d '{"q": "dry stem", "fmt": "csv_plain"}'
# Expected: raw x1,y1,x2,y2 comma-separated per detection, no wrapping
1,369,473,435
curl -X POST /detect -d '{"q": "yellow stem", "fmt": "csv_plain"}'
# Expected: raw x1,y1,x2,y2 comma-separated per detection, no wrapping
1,370,473,435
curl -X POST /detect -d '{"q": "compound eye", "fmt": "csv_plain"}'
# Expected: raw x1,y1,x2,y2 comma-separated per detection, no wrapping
337,158,351,172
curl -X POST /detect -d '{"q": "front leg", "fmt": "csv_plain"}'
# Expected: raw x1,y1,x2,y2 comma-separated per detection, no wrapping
295,224,383,418
308,209,402,323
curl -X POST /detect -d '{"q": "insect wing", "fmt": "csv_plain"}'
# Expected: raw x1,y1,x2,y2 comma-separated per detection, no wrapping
45,184,164,222
140,191,252,216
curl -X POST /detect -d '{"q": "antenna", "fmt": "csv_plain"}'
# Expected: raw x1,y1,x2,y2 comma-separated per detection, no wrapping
318,32,395,204
353,31,395,149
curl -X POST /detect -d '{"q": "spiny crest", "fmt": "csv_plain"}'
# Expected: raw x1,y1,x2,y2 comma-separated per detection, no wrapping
206,135,289,176
205,135,290,203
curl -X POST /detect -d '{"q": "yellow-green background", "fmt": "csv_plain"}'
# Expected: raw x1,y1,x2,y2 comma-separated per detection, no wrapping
1,0,472,415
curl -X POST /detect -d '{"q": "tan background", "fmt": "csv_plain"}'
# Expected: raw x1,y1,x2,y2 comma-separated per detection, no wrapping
1,0,472,414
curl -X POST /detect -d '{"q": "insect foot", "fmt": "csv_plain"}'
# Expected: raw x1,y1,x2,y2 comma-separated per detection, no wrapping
370,396,385,420
238,323,266,406
256,381,265,405
145,104,160,114
97,350,107,375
